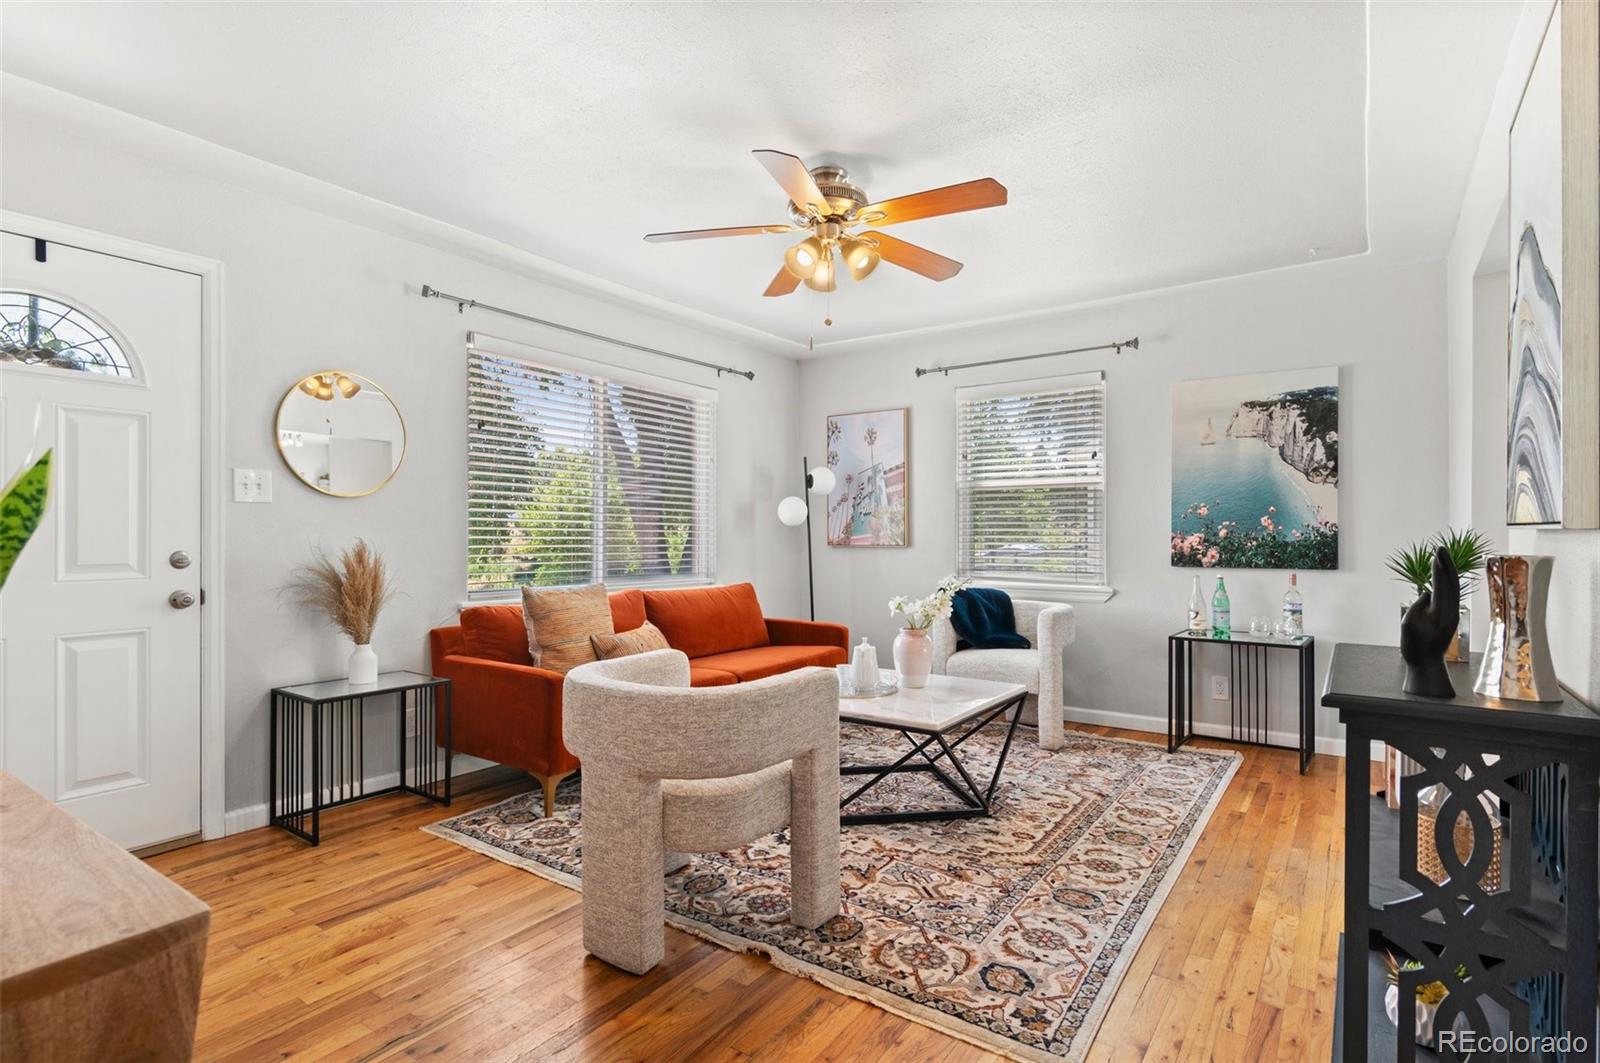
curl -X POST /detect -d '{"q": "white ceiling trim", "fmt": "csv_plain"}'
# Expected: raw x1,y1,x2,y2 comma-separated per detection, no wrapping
0,75,809,357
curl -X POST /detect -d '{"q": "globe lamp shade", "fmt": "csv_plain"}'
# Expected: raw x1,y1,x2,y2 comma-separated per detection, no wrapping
807,467,836,495
777,496,808,527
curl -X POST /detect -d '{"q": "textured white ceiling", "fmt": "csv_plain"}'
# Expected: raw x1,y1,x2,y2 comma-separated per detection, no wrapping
0,2,1519,351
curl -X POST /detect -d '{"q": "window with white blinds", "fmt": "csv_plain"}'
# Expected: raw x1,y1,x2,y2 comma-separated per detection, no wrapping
956,372,1107,590
466,337,716,597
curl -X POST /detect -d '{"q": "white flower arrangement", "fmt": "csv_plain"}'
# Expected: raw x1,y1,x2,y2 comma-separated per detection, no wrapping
888,574,971,630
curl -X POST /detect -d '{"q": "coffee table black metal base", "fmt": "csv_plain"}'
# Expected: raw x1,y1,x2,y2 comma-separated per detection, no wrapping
839,691,1027,825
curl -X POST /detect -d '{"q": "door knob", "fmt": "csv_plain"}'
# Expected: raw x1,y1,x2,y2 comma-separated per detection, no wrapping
169,550,192,569
169,590,197,610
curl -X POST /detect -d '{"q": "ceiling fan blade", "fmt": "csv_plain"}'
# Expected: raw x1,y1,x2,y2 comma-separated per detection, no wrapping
644,224,797,243
867,232,963,281
752,150,831,216
763,265,802,297
858,178,1007,227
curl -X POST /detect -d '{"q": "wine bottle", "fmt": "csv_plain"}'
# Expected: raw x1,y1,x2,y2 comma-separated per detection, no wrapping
1188,576,1207,632
1282,573,1304,637
1211,577,1231,638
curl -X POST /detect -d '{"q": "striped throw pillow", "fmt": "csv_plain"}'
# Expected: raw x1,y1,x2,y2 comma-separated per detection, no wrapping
590,620,670,661
522,583,614,673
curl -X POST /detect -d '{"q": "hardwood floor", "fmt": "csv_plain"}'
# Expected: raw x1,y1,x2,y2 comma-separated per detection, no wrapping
148,726,1345,1061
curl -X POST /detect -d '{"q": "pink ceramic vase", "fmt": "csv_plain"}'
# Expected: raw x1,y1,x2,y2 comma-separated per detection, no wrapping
893,627,933,688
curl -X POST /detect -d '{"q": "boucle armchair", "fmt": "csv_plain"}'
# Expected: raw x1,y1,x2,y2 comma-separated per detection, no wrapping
562,649,841,975
931,596,1075,750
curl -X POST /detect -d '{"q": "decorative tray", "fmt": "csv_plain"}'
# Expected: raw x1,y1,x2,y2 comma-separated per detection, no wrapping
837,669,900,699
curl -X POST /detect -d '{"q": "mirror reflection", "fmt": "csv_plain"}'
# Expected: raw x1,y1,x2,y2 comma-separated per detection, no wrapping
276,371,405,497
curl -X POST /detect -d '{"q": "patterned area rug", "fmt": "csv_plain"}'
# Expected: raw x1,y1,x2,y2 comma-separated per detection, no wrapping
425,726,1239,1062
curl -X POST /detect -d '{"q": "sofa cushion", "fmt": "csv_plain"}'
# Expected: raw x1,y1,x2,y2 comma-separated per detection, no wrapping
690,644,845,683
522,583,614,673
591,620,671,660
460,605,532,664
609,588,647,633
946,647,1041,694
643,583,770,658
688,666,739,687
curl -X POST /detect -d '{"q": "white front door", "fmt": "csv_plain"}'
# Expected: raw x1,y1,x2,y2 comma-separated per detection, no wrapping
1,230,204,850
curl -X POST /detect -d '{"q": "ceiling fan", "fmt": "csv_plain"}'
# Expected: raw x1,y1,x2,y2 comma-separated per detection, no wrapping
644,150,1007,297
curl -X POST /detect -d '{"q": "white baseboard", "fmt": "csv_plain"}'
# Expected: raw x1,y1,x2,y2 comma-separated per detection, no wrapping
1061,705,1378,760
224,753,497,836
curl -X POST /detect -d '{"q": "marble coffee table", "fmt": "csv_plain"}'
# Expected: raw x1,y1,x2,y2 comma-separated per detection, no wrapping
837,671,1028,825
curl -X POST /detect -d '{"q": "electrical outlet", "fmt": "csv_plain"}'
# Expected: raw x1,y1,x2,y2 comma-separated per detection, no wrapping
233,468,272,503
1210,675,1230,701
405,705,417,738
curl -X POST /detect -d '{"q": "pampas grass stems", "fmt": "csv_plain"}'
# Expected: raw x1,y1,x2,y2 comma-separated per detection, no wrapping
284,539,396,646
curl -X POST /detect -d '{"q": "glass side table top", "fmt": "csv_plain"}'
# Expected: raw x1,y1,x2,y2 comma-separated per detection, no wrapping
273,670,443,701
1170,629,1312,648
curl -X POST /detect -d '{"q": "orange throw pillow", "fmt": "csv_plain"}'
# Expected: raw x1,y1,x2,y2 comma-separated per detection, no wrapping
643,583,770,658
460,605,532,664
591,621,670,660
522,583,613,673
608,588,647,633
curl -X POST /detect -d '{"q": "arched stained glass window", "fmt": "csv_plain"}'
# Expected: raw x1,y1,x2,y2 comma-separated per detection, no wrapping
0,291,135,378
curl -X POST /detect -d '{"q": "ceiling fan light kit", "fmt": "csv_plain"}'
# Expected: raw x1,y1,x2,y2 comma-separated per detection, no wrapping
644,149,1007,303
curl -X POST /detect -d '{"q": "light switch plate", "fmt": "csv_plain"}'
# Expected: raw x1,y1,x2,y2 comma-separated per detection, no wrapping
233,468,272,503
1210,675,1230,701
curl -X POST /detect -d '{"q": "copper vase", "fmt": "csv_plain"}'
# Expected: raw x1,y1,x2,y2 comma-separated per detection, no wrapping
1473,554,1561,702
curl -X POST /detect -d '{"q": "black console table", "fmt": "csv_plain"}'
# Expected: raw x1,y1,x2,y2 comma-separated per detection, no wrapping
1167,630,1316,773
1323,643,1600,1062
270,671,452,846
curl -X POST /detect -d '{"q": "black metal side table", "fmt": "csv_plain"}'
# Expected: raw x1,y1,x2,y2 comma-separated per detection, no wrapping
1167,629,1316,773
270,671,452,845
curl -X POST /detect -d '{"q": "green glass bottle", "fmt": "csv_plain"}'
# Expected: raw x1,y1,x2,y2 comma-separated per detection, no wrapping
1211,577,1231,638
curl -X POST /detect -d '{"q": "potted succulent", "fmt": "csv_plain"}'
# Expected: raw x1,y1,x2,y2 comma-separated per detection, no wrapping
1384,528,1492,662
285,539,398,685
887,575,969,688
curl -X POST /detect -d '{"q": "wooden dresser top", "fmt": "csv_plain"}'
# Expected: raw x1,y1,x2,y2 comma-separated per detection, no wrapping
0,772,210,1003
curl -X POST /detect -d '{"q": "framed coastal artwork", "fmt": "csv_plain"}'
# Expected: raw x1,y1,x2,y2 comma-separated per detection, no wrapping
1506,1,1564,525
1171,368,1339,570
824,408,908,547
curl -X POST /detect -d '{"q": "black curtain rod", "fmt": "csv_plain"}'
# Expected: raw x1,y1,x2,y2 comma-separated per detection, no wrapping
418,284,756,381
914,337,1139,377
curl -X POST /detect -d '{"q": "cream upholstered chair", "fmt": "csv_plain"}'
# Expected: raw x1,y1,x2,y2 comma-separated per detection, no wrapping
562,649,841,975
931,596,1075,750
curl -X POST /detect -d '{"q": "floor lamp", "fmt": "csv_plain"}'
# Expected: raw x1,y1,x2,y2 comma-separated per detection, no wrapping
777,456,836,621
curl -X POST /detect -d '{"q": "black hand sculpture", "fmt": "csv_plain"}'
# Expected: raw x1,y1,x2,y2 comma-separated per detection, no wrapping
1400,545,1460,698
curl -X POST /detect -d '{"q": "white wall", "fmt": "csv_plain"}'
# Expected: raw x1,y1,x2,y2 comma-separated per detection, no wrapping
1,93,807,819
798,258,1451,749
1446,0,1600,707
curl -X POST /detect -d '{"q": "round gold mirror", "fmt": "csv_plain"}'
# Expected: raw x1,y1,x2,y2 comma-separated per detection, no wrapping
275,371,406,497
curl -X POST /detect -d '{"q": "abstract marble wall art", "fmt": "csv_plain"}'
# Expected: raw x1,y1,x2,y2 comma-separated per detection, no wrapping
1507,2,1564,526
1171,368,1339,570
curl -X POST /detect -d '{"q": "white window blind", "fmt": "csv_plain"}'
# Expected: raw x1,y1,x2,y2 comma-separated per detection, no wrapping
956,372,1107,590
466,337,716,597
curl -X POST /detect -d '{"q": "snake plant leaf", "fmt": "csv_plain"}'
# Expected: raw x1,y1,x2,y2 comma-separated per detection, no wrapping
0,449,51,590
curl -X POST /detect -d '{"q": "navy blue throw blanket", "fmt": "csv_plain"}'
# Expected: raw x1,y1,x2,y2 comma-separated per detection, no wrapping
949,587,1031,651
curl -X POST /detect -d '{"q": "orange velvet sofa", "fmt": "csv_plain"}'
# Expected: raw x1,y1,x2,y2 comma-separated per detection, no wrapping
428,582,848,814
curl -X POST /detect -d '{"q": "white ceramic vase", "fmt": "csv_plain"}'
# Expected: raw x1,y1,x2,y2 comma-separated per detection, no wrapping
893,627,933,688
348,642,378,685
1383,984,1439,1045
